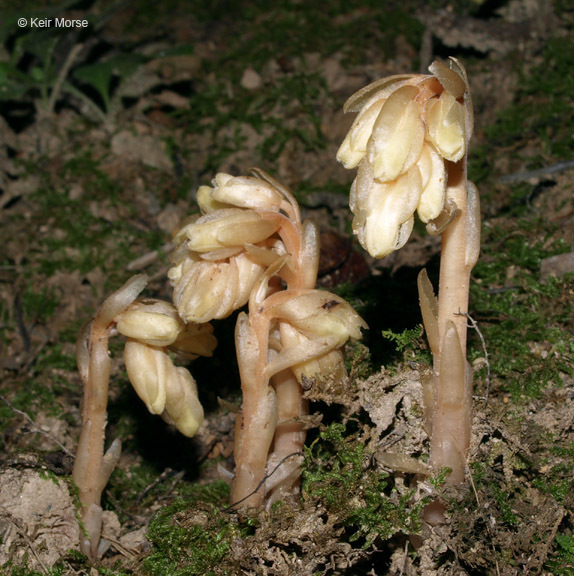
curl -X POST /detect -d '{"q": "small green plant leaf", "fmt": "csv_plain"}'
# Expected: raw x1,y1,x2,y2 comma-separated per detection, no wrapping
15,28,60,64
73,54,146,111
0,62,32,100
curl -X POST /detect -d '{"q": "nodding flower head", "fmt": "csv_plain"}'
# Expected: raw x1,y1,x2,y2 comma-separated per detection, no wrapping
115,299,215,437
337,58,471,259
260,289,367,382
174,209,280,253
168,178,282,323
115,299,184,347
122,339,205,437
268,290,366,342
168,170,317,323
198,172,284,212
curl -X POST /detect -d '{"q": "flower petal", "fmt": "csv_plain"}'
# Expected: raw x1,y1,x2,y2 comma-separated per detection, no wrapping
367,85,425,181
337,99,385,169
426,91,466,162
162,366,204,437
416,144,446,222
124,339,168,414
185,209,279,252
359,169,421,258
211,173,284,210
116,300,183,346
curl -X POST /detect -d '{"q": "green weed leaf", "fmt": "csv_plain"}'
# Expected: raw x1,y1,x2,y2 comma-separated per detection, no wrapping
73,54,146,111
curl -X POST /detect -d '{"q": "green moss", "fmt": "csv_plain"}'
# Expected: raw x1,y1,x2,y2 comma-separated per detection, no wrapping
169,0,422,176
547,532,574,576
18,284,58,324
533,442,574,505
469,226,573,401
143,483,241,576
0,369,73,445
471,33,574,188
14,151,167,287
381,325,431,366
303,422,425,547
0,566,64,576
196,0,422,70
347,341,372,381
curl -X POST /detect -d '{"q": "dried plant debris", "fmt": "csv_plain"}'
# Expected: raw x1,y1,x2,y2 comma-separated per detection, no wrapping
227,504,364,576
416,1,559,57
304,365,429,463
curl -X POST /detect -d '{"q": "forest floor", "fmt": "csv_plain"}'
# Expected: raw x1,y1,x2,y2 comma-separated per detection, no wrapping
0,0,573,574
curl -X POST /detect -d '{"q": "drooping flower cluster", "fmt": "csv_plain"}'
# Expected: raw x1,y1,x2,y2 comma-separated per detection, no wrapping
168,171,319,323
260,289,366,385
115,299,216,437
74,167,367,544
337,58,473,258
73,274,217,560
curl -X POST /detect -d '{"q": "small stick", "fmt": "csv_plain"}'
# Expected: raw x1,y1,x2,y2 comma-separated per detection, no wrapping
126,242,175,271
499,160,574,184
11,519,49,574
0,394,74,458
47,43,84,116
225,451,302,511
458,312,491,408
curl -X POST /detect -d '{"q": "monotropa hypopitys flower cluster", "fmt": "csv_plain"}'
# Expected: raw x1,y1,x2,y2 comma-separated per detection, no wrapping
337,58,473,258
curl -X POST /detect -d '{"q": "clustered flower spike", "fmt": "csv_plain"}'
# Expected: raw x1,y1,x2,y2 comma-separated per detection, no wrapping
74,167,366,556
337,57,480,511
169,172,302,324
170,170,366,509
337,58,472,258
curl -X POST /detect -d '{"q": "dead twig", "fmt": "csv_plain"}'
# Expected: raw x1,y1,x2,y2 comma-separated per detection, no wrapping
10,518,50,575
457,312,491,408
47,43,84,116
225,451,302,511
0,395,74,458
499,160,574,184
135,468,185,504
126,242,174,271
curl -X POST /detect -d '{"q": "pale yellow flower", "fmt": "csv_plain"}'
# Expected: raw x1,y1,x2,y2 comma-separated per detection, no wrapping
208,172,284,210
337,58,472,259
168,170,307,323
259,289,367,380
170,322,217,360
351,161,420,258
426,91,466,162
162,365,204,437
124,339,169,414
170,253,267,324
123,338,205,437
367,85,425,182
115,299,183,347
178,209,279,253
277,322,347,387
